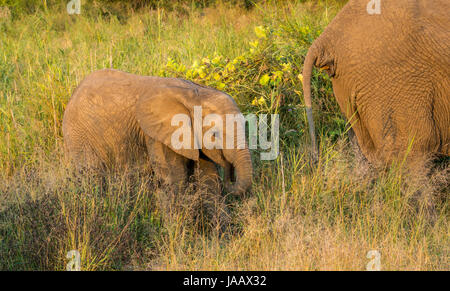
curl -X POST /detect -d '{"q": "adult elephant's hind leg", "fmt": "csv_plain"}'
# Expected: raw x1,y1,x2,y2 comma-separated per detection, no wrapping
348,127,375,180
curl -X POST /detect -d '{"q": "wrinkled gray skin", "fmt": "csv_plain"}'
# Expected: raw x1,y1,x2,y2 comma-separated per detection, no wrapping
303,0,449,166
63,69,253,195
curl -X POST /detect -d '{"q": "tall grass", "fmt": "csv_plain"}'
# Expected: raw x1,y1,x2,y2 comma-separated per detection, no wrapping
0,0,448,270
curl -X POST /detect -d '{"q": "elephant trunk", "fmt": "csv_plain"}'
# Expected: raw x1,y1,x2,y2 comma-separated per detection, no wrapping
302,43,319,161
226,148,253,195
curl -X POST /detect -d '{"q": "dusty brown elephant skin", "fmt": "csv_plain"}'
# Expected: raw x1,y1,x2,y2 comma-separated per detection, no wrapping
303,0,449,166
62,69,253,195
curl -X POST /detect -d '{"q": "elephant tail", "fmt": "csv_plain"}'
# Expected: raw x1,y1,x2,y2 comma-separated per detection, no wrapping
302,43,319,161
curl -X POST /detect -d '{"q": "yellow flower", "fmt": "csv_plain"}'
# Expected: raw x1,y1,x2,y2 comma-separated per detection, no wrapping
282,63,291,72
258,96,266,105
213,72,221,81
254,26,267,39
251,96,266,106
217,82,226,90
212,56,221,65
225,63,235,73
233,55,245,64
300,26,311,35
259,74,270,86
202,57,210,64
273,70,283,80
249,40,259,48
196,68,206,78
166,57,175,68
298,74,304,84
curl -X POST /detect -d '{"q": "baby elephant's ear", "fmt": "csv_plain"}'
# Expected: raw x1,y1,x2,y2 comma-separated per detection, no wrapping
135,86,199,161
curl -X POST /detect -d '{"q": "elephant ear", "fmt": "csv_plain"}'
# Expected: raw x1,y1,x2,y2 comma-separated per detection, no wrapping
135,86,200,161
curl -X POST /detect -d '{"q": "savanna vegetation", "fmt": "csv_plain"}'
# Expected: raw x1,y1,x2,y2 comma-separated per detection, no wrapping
0,0,448,270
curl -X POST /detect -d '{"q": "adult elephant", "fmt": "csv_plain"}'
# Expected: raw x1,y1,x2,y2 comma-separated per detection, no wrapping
302,0,449,167
63,69,252,195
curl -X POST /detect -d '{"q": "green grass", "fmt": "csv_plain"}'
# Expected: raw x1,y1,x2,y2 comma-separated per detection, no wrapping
0,0,448,270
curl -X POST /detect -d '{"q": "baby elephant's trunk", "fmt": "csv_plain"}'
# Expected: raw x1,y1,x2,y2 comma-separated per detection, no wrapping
227,148,253,195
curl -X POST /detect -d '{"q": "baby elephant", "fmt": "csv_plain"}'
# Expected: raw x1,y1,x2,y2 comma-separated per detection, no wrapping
62,69,253,195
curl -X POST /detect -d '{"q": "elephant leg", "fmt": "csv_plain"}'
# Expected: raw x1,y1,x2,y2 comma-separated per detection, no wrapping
145,137,189,188
146,138,195,230
68,139,105,173
200,149,233,190
348,127,375,179
196,159,230,232
196,158,221,193
333,86,378,167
